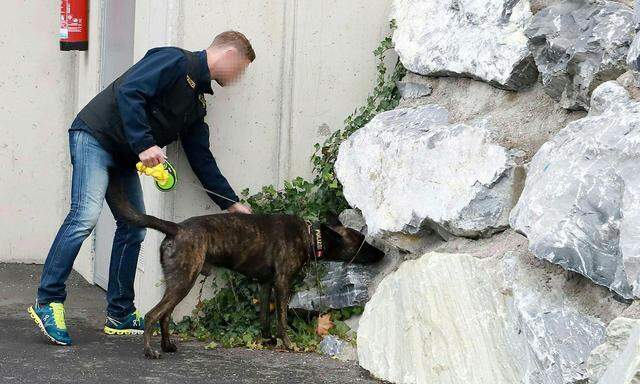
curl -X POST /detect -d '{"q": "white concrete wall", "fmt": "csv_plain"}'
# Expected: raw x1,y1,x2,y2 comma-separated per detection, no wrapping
0,1,77,264
286,1,395,179
0,0,394,320
0,0,105,282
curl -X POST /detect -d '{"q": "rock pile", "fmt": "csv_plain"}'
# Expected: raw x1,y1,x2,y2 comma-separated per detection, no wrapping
326,0,640,383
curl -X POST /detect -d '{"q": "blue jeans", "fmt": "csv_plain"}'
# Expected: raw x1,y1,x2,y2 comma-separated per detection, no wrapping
37,119,146,319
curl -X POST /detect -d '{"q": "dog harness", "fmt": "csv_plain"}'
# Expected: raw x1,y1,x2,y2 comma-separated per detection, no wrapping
307,222,324,259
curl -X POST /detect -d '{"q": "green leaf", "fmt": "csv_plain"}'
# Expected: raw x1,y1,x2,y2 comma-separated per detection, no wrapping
204,341,218,349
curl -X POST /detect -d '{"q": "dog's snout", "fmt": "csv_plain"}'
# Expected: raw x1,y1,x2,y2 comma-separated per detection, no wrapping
357,243,385,264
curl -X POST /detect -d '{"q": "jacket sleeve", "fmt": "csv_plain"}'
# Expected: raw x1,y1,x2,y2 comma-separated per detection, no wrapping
180,121,239,210
116,49,187,155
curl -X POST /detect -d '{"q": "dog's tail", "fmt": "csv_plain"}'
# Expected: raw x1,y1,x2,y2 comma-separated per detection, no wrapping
106,168,180,236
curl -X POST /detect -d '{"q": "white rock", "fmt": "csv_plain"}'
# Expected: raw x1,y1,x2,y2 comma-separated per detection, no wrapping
357,252,523,384
587,317,640,384
335,105,523,238
510,81,640,299
357,248,615,384
392,0,538,90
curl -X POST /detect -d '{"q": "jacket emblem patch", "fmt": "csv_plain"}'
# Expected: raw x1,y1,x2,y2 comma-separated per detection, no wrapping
186,75,196,89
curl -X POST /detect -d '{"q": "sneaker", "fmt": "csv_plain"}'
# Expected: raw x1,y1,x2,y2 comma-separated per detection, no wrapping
27,302,72,346
104,310,144,335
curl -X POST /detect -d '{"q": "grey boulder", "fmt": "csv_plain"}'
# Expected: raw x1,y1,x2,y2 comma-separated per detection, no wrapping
627,0,640,85
396,78,432,99
510,81,640,299
392,0,538,90
335,104,524,238
628,34,640,83
526,0,636,110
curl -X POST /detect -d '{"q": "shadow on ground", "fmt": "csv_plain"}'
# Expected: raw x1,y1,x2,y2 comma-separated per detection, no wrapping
0,263,381,384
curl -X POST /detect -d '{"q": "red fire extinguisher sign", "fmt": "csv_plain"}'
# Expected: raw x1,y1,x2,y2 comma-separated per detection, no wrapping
60,0,88,51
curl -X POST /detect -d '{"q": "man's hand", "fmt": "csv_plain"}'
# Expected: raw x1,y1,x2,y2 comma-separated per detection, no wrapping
139,145,166,167
227,202,252,214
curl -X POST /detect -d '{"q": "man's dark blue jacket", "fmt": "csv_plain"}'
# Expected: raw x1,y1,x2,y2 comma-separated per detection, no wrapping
75,47,239,210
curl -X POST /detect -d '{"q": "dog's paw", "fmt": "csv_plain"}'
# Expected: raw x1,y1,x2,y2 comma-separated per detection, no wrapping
283,339,294,351
145,348,162,359
275,336,294,351
161,341,177,353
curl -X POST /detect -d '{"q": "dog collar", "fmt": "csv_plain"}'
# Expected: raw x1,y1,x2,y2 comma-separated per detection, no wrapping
307,222,324,259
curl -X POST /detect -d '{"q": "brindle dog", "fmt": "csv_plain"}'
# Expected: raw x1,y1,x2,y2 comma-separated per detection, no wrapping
106,172,384,359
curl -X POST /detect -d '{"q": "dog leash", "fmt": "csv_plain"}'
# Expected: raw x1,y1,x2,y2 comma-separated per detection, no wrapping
347,238,366,265
189,184,241,205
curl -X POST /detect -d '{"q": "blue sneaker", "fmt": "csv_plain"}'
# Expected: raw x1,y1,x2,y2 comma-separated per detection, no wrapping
27,302,72,345
104,310,144,335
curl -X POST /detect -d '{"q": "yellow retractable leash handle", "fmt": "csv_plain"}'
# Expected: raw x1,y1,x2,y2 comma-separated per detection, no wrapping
136,161,177,192
135,160,240,204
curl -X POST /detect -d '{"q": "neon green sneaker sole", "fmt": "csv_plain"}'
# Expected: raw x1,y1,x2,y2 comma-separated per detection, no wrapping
103,326,144,335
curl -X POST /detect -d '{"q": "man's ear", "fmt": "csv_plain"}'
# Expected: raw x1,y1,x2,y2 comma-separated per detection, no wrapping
225,46,239,58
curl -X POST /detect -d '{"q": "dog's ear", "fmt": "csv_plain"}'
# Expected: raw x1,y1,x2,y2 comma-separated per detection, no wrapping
323,212,341,227
321,223,363,246
320,223,345,243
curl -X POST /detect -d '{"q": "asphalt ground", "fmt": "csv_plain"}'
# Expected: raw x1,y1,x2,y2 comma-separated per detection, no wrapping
0,263,381,384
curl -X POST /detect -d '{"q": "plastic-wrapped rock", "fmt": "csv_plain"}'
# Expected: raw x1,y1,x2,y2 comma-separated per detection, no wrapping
510,81,640,299
392,0,538,90
526,0,636,110
288,261,375,312
318,335,357,362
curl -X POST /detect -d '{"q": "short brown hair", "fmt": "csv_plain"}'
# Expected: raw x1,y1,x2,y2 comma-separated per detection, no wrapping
211,31,256,62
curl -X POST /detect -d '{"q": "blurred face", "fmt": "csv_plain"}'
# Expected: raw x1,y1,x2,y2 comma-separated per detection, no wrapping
213,48,251,87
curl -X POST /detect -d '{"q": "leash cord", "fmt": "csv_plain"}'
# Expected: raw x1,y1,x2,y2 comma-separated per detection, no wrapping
347,238,366,265
188,184,241,205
